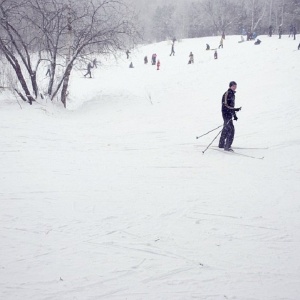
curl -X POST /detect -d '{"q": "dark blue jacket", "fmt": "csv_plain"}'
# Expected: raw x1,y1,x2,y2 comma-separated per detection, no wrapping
221,88,236,118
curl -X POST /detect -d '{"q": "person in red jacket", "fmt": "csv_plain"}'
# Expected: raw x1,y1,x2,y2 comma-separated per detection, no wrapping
156,60,160,70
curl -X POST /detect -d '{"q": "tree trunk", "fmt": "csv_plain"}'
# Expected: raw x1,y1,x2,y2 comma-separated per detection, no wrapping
47,62,56,96
60,64,72,108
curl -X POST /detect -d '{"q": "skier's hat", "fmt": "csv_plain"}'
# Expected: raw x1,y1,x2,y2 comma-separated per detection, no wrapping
229,81,237,87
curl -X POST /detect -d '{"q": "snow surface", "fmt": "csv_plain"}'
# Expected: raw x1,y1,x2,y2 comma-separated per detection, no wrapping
1,35,300,300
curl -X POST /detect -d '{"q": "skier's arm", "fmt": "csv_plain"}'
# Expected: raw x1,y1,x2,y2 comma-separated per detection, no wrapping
223,92,235,110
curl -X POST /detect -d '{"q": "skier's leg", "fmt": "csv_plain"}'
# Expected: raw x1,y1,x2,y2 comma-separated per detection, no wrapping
219,116,230,148
224,121,235,150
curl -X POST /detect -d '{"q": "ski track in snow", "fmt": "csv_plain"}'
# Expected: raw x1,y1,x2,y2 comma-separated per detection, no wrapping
1,35,300,300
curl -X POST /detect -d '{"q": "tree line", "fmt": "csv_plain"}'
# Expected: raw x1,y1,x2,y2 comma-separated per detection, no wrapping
136,0,300,42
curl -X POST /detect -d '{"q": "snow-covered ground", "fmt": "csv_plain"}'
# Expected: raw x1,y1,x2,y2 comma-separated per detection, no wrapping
1,35,300,300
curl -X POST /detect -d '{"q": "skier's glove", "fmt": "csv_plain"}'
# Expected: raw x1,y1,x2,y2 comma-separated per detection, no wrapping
234,107,241,112
234,115,238,121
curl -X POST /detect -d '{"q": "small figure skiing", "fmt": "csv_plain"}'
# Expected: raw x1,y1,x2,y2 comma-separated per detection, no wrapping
144,56,148,64
151,53,157,65
126,49,131,59
156,59,160,70
84,62,93,78
45,65,51,77
170,37,176,56
188,52,194,64
92,58,98,68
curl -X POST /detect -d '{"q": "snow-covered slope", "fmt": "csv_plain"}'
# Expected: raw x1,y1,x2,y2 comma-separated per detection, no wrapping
1,35,300,300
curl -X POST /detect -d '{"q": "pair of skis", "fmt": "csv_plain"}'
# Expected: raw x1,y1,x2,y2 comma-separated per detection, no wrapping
208,146,266,160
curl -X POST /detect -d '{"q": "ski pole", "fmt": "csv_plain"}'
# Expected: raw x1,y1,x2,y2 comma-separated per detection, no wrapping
202,128,223,154
202,119,232,154
196,124,223,139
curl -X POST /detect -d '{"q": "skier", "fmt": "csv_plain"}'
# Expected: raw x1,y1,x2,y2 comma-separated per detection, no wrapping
156,60,160,70
126,49,131,59
214,50,218,59
206,44,210,50
151,53,157,65
144,56,148,64
45,65,51,77
170,43,175,56
298,42,300,50
269,25,273,37
170,39,175,56
278,25,283,39
218,37,224,49
92,58,98,68
84,62,93,78
289,24,293,37
218,81,241,151
188,52,194,64
292,26,296,40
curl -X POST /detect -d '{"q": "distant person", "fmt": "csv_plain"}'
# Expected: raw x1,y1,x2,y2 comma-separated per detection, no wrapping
218,37,224,49
247,30,251,41
278,25,283,39
298,42,300,50
151,53,157,65
144,56,148,64
252,32,257,39
218,81,241,151
92,58,98,68
214,50,218,59
206,43,210,50
238,35,245,43
254,39,261,45
269,25,273,37
292,26,296,40
126,50,131,59
188,52,194,64
45,65,51,77
289,24,293,37
84,62,93,78
156,60,160,70
129,62,134,68
170,42,175,56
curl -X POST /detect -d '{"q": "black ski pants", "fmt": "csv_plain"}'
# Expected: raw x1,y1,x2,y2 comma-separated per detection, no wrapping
219,114,235,149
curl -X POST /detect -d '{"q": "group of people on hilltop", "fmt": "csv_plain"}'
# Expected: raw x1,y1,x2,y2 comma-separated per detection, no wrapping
82,26,299,77
270,24,297,40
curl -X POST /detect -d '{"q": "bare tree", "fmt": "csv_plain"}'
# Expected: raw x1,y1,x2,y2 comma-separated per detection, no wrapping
0,0,41,104
246,0,268,32
200,0,244,35
0,0,140,108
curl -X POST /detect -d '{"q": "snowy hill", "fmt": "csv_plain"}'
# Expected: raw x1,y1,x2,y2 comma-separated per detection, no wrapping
1,35,300,300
